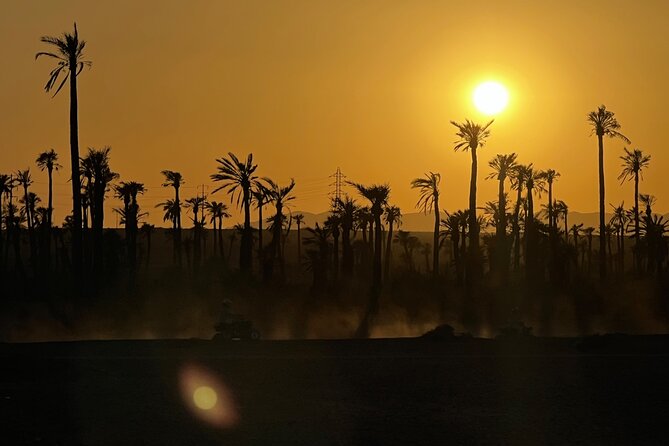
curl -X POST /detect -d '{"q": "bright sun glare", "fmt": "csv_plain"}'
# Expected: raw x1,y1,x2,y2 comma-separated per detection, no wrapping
193,386,218,410
473,81,509,115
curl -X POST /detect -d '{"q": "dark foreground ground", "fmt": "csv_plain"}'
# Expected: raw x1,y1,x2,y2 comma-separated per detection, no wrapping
1,335,669,445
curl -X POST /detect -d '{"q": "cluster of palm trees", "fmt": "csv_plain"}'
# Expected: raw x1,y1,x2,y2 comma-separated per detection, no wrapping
2,23,668,310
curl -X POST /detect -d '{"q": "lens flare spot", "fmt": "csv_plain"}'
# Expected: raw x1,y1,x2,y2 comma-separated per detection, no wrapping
193,386,218,410
179,363,238,428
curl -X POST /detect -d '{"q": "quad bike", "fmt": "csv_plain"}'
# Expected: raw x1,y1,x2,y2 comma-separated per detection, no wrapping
213,318,261,341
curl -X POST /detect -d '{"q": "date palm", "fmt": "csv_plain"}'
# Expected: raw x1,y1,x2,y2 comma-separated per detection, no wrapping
350,182,390,289
411,172,441,278
264,178,296,280
539,169,560,230
36,149,61,229
510,164,530,270
206,201,230,258
609,202,628,273
618,147,650,271
36,24,92,274
383,205,402,279
251,182,270,269
81,147,118,272
487,153,517,281
294,213,305,266
588,105,630,279
440,213,462,282
161,170,184,265
115,181,145,271
333,196,357,275
211,152,258,273
451,119,493,261
0,174,12,264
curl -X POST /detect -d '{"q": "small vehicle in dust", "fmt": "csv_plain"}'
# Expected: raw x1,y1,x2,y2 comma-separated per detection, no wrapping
213,318,261,341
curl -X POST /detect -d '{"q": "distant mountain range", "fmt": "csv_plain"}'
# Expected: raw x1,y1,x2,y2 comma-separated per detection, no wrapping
256,211,669,233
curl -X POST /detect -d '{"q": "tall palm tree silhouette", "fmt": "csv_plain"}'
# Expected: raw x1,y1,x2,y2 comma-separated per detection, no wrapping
510,164,530,270
36,24,91,275
539,169,560,231
324,213,341,280
334,196,357,276
81,147,118,273
554,200,569,244
251,182,270,271
16,170,35,261
487,154,517,281
451,119,493,283
36,149,60,230
206,201,230,258
383,205,402,280
609,202,628,273
351,183,390,289
264,178,296,281
618,147,650,272
115,181,145,272
211,153,257,273
411,172,441,278
160,170,184,264
588,105,630,279
0,174,12,266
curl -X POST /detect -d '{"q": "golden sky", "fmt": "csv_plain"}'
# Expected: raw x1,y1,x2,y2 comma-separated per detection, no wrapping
2,0,668,227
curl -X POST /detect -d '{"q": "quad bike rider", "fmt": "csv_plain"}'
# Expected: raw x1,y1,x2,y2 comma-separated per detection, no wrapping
213,299,261,341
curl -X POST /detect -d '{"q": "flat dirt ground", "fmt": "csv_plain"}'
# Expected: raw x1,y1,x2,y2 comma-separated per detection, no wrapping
1,336,668,445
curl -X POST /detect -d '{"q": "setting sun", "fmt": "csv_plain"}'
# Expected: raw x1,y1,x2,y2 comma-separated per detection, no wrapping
473,81,509,115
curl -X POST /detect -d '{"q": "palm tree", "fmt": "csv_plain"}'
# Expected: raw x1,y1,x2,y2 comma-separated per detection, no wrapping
81,147,118,272
588,105,630,279
554,200,569,244
251,182,270,270
263,178,296,280
439,213,461,281
36,24,91,274
451,120,493,269
609,202,628,273
294,213,305,266
115,181,145,272
15,170,35,261
0,174,12,265
35,149,61,230
510,164,530,270
383,205,402,279
618,147,650,272
350,183,390,289
523,166,546,273
410,172,441,278
571,223,584,268
324,213,341,279
487,153,517,281
161,170,184,264
211,153,258,273
539,169,560,230
206,201,229,258
333,196,357,276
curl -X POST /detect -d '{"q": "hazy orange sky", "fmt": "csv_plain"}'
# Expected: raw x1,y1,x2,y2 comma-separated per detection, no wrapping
2,0,668,227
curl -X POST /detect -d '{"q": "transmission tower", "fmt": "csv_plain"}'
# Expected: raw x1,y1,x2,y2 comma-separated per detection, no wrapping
329,167,346,201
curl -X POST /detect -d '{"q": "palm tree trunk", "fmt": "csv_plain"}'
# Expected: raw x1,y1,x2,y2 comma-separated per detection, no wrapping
175,185,182,266
512,186,523,270
240,187,252,272
46,166,53,268
296,222,302,267
69,60,83,278
258,205,263,272
468,148,479,251
598,134,607,279
634,172,640,273
433,201,440,278
373,215,383,288
384,221,393,279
